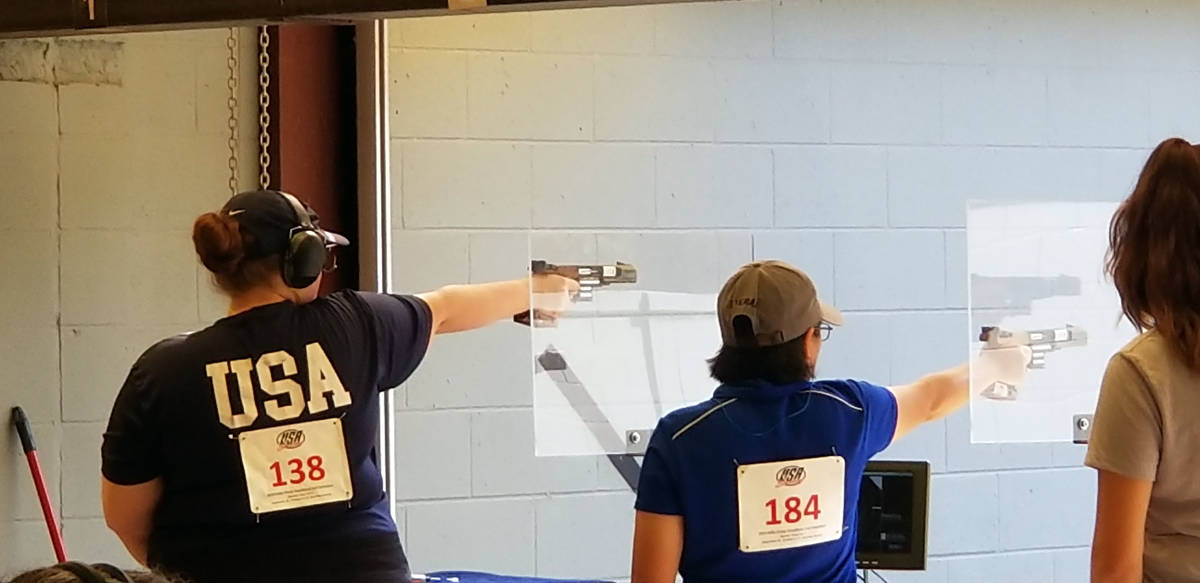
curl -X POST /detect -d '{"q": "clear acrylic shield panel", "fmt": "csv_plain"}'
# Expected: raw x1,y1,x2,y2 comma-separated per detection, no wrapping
527,231,734,456
967,200,1138,443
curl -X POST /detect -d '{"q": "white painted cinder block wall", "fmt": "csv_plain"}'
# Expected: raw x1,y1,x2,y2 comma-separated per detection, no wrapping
386,1,1200,582
0,29,260,576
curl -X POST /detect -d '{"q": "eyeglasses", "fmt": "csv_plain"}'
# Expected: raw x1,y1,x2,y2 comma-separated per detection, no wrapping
817,323,833,341
322,247,338,273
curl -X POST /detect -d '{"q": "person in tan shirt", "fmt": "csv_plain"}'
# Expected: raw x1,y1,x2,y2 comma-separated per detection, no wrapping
1087,137,1200,583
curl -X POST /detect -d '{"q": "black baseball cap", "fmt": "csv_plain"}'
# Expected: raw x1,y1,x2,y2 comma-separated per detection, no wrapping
221,190,350,260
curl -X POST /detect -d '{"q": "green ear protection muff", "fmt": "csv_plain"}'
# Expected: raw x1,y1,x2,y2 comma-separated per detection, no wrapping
277,191,328,289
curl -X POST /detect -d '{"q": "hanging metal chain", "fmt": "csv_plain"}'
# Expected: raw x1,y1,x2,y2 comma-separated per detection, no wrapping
258,26,272,190
225,28,240,197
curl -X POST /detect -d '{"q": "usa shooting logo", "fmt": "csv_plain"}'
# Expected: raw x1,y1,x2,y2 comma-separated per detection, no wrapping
276,429,305,450
776,465,806,487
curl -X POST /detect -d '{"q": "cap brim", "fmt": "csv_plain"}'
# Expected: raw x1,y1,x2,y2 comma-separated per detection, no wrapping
819,299,844,326
322,230,350,247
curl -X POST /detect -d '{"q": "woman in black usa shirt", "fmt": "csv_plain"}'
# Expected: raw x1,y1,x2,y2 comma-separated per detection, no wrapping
100,190,573,583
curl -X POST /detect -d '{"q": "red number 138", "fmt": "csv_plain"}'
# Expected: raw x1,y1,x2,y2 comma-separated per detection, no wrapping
269,456,325,487
765,495,821,525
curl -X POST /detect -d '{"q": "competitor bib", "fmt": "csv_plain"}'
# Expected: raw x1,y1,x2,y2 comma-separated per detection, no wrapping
238,418,353,514
736,455,845,553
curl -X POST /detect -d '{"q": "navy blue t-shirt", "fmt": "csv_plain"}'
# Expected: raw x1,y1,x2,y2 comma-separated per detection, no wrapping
101,290,431,583
635,379,898,583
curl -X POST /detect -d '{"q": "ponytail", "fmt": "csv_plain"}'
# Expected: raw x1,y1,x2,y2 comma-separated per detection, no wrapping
1108,137,1200,369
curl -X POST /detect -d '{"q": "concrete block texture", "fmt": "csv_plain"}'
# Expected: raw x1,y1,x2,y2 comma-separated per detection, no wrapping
0,328,60,425
713,61,830,144
1,520,60,574
0,229,58,327
944,409,1053,472
389,50,468,138
389,230,470,292
0,134,58,231
392,410,472,500
59,133,228,231
773,0,889,62
944,550,1055,583
927,473,999,555
530,6,654,55
400,140,532,228
57,38,197,137
61,423,105,518
470,409,598,495
405,498,536,574
0,81,57,135
830,64,942,145
997,469,1095,550
886,147,1105,228
1054,547,1090,583
833,230,946,310
594,57,714,142
395,13,532,51
775,146,888,227
60,230,198,326
467,52,593,141
655,145,772,228
1047,69,1151,148
1148,72,1200,143
535,492,635,579
404,323,534,409
654,0,772,58
941,67,1047,146
531,143,655,227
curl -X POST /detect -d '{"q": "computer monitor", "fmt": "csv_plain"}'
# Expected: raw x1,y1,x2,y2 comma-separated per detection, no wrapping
856,460,930,571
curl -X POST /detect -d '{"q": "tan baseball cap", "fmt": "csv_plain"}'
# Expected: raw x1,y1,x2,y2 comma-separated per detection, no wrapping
717,260,843,347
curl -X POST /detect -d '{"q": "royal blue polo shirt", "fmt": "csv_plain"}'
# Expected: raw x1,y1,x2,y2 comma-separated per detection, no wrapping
635,379,898,583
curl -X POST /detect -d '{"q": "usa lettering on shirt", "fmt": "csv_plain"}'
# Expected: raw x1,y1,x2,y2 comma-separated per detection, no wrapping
204,342,355,514
205,342,353,429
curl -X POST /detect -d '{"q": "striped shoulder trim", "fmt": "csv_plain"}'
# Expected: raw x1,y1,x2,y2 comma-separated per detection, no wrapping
799,389,863,412
672,398,739,440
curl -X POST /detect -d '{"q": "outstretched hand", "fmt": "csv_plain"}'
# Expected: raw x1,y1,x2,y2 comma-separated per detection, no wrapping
971,345,1034,390
528,274,579,322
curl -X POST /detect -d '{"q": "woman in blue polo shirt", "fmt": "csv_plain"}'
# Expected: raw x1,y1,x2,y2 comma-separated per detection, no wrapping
631,260,1030,583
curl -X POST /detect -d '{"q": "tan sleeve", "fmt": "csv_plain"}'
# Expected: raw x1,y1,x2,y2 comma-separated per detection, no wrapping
1084,353,1162,482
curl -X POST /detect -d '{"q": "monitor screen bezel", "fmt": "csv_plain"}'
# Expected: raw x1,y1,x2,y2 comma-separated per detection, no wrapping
855,460,931,571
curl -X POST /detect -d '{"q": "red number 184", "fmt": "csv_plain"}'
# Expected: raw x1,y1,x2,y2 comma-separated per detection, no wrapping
765,495,821,525
269,455,326,487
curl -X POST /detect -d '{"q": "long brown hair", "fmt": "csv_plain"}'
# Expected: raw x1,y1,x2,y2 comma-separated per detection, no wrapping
1107,137,1200,369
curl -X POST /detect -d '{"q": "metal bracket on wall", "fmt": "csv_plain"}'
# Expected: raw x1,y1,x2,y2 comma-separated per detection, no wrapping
626,429,651,456
1073,414,1093,445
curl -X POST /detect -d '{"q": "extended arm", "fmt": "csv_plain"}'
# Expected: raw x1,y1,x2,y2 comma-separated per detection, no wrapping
418,275,574,335
887,346,1032,441
887,365,969,441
